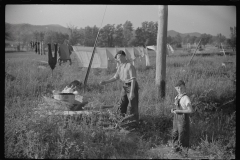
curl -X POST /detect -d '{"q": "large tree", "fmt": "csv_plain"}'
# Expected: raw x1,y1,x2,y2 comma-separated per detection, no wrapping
67,24,81,45
130,27,145,46
227,26,236,51
189,36,197,45
141,21,158,46
5,23,15,47
127,21,158,47
33,31,40,41
20,33,33,49
84,25,99,46
39,32,45,41
215,33,226,48
44,31,69,44
172,33,182,48
175,33,182,44
200,33,212,47
139,21,158,46
5,23,14,40
167,36,173,44
123,20,134,47
76,28,86,46
183,34,191,44
113,24,124,47
98,24,115,47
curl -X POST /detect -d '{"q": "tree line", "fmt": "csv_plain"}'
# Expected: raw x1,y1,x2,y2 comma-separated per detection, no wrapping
5,21,236,51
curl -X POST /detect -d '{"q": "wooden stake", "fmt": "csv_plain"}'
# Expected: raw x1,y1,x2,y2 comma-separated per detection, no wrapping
187,38,202,66
156,5,168,100
221,43,226,57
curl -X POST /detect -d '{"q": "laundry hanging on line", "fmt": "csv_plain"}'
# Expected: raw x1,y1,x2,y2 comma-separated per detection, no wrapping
72,46,150,69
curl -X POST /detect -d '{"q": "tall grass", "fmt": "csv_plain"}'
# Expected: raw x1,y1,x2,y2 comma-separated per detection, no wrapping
5,51,236,159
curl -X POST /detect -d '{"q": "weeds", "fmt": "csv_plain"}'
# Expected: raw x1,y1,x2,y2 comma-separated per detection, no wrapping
5,52,235,159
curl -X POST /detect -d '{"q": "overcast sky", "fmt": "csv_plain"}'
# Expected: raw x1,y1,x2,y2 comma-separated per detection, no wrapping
5,5,236,38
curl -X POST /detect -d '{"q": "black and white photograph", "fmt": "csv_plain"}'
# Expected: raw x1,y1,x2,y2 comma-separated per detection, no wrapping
5,4,236,159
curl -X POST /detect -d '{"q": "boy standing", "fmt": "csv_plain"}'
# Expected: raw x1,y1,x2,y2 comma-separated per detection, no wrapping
171,80,193,152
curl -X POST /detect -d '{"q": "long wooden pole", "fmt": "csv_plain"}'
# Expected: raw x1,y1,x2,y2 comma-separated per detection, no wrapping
83,6,107,93
83,31,101,91
187,38,202,66
156,5,168,100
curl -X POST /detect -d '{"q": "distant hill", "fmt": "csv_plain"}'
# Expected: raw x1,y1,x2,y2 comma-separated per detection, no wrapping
182,32,202,37
6,23,202,39
167,30,201,37
6,23,70,35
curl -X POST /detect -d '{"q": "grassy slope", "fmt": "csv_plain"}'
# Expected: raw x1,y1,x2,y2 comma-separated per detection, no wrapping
5,50,236,159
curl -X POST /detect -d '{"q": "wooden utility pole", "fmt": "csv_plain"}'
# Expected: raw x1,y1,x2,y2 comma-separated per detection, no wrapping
156,5,168,100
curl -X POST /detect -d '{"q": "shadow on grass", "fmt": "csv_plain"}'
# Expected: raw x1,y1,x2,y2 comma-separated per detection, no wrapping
84,83,105,93
136,114,173,146
5,51,29,53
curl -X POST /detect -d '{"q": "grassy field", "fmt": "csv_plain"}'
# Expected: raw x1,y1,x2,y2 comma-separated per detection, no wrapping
5,49,236,159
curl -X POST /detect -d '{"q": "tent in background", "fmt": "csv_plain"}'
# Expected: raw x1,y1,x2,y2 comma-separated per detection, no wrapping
72,46,150,69
167,44,174,53
142,47,150,66
146,45,156,51
105,47,118,69
147,44,174,54
96,48,108,68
